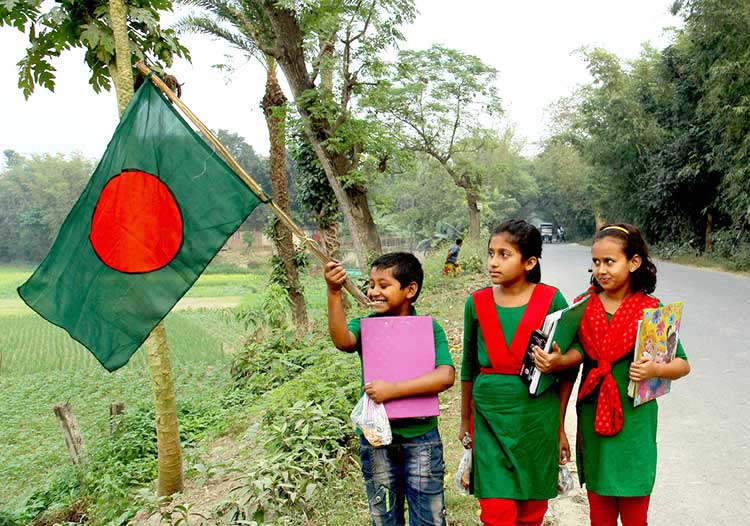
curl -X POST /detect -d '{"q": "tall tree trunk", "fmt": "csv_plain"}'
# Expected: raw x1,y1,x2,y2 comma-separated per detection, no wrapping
261,2,381,272
108,0,134,116
465,188,481,240
705,210,714,254
594,209,606,231
145,323,183,496
263,58,308,326
108,0,183,495
346,185,382,258
317,35,343,265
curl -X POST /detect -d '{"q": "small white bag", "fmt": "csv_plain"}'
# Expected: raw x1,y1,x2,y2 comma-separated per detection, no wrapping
557,463,575,494
350,394,392,446
455,447,473,495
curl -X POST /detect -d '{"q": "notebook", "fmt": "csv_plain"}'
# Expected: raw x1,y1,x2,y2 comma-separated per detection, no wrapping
361,316,439,419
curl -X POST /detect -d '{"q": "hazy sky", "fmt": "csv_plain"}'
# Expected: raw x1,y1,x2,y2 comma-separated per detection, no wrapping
0,1,681,161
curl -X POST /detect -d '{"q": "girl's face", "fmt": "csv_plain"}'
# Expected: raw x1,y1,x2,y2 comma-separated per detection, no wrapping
591,236,641,295
487,233,536,286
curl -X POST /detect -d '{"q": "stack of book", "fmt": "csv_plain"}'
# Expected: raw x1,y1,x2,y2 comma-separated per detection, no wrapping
520,296,590,396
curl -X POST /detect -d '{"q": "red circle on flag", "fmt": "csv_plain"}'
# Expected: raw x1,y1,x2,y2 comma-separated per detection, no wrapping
90,170,183,273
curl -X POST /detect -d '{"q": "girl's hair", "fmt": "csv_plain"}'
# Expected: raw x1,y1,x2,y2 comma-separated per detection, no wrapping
592,223,657,294
490,220,542,283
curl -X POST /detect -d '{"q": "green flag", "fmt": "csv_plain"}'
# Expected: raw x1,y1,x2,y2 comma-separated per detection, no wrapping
18,81,262,372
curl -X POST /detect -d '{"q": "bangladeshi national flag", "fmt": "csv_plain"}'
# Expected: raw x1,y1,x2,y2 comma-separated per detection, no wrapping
18,81,262,372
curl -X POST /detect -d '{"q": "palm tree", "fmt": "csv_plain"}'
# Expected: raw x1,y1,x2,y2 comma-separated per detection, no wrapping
176,0,308,326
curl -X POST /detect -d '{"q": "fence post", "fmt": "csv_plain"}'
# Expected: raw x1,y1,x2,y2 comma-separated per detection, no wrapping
53,402,86,465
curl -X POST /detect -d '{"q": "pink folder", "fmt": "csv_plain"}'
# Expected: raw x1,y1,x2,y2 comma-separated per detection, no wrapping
361,316,440,419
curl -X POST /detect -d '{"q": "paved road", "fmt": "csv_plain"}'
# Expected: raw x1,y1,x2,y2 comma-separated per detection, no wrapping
541,243,749,526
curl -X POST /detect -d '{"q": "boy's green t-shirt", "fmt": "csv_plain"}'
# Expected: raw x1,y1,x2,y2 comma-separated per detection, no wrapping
348,310,454,438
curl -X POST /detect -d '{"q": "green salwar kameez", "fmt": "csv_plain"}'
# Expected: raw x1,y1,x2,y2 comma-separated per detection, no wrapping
576,312,688,496
462,289,572,500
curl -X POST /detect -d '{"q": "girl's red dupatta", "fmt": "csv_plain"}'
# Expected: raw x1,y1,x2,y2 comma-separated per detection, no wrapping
576,290,659,436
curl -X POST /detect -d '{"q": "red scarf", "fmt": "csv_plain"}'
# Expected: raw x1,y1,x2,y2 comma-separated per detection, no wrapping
576,290,659,436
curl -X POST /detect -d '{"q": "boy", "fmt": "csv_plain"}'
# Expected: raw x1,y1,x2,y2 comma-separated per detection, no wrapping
443,238,463,276
325,252,455,526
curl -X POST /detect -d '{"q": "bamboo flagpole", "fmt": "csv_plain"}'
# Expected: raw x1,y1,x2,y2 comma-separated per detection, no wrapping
135,62,370,307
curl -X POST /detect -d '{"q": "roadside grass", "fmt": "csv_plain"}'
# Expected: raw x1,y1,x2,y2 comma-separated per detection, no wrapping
0,252,488,525
0,362,234,511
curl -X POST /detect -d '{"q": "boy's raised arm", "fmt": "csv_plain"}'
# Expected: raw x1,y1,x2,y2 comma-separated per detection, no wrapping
325,261,358,352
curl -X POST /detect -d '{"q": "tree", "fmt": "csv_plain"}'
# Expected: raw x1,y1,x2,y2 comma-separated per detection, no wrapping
180,0,415,270
0,152,93,262
2,0,191,497
0,0,189,107
673,0,750,248
177,3,308,326
364,44,503,239
532,142,595,238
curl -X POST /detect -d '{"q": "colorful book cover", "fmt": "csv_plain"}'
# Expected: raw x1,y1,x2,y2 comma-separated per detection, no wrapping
630,302,684,407
361,316,439,419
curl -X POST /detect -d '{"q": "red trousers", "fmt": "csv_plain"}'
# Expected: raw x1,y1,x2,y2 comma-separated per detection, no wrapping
588,490,650,526
478,498,548,526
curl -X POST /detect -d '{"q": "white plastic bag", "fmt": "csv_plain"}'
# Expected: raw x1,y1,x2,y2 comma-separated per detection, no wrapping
455,448,473,495
350,394,392,446
557,463,574,494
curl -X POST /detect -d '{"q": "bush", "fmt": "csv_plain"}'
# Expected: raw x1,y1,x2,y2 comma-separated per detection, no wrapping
219,333,360,523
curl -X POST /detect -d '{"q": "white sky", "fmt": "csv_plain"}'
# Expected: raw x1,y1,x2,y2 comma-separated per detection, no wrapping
0,0,681,161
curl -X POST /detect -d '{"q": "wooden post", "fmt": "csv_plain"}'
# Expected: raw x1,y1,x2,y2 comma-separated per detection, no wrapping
54,402,86,465
110,402,125,434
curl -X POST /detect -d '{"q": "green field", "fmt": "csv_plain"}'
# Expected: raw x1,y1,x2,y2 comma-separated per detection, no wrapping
0,258,485,525
0,263,273,509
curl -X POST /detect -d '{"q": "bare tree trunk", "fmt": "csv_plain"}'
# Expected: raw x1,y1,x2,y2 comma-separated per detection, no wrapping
347,186,382,260
263,58,308,326
145,322,184,496
108,0,183,495
705,210,714,254
465,188,481,240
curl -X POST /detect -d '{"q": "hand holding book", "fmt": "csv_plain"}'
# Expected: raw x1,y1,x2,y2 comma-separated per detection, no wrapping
628,357,661,383
532,341,564,373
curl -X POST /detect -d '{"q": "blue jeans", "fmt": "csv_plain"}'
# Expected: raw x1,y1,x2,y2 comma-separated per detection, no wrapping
359,427,447,526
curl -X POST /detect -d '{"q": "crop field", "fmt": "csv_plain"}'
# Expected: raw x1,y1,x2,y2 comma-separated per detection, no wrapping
0,263,271,508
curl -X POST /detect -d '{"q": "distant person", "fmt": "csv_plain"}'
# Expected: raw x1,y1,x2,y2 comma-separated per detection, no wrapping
324,252,455,526
559,224,691,526
459,220,580,526
444,238,463,276
557,225,566,243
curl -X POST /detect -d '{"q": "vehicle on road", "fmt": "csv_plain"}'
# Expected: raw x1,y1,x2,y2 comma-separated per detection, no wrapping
539,222,554,243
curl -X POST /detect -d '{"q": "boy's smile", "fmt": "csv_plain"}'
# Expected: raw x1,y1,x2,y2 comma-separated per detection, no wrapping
368,266,415,316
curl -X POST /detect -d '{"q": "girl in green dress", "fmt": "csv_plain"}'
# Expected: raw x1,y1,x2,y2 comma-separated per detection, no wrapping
574,224,691,526
459,220,581,526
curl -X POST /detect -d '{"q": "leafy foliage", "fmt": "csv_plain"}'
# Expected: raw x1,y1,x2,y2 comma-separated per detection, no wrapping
0,151,93,262
1,0,190,97
539,2,750,262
